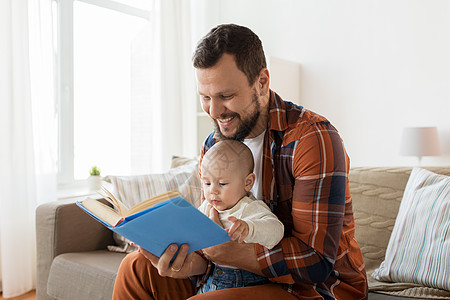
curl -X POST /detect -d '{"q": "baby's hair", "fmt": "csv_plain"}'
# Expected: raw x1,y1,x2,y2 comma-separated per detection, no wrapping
203,140,254,175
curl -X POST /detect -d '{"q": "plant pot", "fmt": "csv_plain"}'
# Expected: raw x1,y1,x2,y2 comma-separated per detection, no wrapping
88,175,102,191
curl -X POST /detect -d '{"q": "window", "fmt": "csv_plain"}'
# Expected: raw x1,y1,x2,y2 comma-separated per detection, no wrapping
54,0,153,184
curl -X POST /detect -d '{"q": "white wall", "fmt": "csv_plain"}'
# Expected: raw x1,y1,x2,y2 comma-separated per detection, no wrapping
213,0,450,167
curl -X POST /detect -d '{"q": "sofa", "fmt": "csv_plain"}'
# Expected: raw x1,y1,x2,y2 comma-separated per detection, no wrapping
36,166,450,300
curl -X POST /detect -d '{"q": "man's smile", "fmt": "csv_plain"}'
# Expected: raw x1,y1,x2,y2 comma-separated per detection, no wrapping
217,116,236,126
218,116,234,123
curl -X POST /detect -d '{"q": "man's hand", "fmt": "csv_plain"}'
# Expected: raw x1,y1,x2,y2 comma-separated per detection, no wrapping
226,216,249,243
204,206,263,276
139,244,207,279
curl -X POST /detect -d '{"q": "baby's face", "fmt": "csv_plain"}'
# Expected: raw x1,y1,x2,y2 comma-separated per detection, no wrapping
201,159,248,211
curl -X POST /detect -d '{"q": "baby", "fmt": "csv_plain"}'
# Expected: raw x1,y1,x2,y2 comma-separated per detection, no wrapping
197,139,284,293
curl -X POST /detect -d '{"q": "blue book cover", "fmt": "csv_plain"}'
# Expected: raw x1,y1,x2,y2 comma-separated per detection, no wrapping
77,195,230,257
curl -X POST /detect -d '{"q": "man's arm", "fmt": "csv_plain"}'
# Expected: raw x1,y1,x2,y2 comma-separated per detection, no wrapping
255,121,349,284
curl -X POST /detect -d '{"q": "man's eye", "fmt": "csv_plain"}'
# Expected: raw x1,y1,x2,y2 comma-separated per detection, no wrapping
219,183,227,186
202,96,211,101
204,182,211,186
221,95,233,100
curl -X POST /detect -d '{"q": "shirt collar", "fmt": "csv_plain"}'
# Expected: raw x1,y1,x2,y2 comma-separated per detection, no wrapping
268,90,288,132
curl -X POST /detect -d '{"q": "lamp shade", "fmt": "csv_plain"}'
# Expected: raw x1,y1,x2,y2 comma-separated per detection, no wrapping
399,127,441,157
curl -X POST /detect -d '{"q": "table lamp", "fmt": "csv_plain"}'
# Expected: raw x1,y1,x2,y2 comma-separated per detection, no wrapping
399,127,441,165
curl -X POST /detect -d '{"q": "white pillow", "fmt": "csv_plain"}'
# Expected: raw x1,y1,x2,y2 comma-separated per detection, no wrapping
110,158,201,209
372,167,450,291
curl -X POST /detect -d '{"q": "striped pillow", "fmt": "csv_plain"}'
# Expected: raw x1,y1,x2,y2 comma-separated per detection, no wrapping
109,158,201,209
372,167,450,291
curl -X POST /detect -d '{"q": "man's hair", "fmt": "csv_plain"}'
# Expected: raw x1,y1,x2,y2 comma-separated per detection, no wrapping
192,24,266,86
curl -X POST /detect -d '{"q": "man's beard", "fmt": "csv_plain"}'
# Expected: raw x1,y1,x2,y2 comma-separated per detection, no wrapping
214,90,260,142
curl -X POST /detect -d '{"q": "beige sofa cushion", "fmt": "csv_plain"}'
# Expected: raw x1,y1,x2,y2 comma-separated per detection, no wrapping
373,168,450,290
350,166,450,299
350,166,450,274
350,167,413,273
47,251,125,300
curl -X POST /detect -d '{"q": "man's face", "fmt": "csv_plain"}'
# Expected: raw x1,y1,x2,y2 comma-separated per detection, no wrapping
196,53,266,140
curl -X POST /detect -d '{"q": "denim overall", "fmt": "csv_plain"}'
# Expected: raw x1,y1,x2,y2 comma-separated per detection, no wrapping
197,264,269,294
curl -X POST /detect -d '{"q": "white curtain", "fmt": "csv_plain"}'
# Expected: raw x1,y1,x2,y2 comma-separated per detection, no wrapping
147,0,220,170
146,0,197,171
0,0,212,296
0,0,56,297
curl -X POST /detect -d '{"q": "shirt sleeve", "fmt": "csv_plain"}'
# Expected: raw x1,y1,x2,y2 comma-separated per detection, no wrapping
242,200,284,249
256,121,348,284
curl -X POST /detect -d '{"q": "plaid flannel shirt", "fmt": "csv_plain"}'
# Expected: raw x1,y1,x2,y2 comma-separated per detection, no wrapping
199,91,367,299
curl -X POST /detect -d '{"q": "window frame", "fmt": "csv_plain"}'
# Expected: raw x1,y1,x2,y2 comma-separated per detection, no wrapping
54,0,151,185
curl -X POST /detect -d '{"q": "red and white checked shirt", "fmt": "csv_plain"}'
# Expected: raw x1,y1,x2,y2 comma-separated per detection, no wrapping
200,91,368,299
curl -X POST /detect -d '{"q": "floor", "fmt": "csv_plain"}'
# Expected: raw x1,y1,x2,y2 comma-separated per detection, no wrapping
0,290,36,300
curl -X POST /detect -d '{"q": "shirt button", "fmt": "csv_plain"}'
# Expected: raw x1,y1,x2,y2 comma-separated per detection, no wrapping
216,268,223,275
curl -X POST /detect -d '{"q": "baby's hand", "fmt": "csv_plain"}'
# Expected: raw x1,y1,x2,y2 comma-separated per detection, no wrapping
226,216,249,243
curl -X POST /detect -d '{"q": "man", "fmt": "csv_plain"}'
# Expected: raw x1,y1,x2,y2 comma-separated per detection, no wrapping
113,24,368,299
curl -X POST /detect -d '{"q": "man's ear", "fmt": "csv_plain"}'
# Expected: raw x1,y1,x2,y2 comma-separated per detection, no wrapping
244,173,256,192
257,68,270,96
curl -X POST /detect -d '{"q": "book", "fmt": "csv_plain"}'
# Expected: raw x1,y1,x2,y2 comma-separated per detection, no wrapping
77,187,230,257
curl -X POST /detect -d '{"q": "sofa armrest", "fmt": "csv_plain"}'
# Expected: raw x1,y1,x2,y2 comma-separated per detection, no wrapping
36,198,114,300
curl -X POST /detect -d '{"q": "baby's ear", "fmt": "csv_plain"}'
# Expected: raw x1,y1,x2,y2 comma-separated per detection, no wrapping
244,173,256,192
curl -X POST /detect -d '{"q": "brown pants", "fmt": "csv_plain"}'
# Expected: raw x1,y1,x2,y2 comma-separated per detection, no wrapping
113,251,298,300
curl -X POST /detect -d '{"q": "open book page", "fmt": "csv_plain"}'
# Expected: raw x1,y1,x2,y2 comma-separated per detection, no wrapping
80,197,124,226
79,187,183,227
100,186,181,216
100,186,129,216
127,190,181,215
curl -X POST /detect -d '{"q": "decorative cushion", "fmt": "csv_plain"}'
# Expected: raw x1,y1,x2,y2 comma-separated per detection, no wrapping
110,157,201,208
107,156,201,253
372,167,450,291
171,155,199,169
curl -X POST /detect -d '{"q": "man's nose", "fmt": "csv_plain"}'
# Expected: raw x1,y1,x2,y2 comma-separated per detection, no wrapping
209,98,226,119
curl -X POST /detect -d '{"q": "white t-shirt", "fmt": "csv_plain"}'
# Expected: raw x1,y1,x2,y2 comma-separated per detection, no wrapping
243,130,265,200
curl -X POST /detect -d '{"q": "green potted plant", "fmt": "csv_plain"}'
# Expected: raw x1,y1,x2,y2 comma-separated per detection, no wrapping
88,166,102,191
